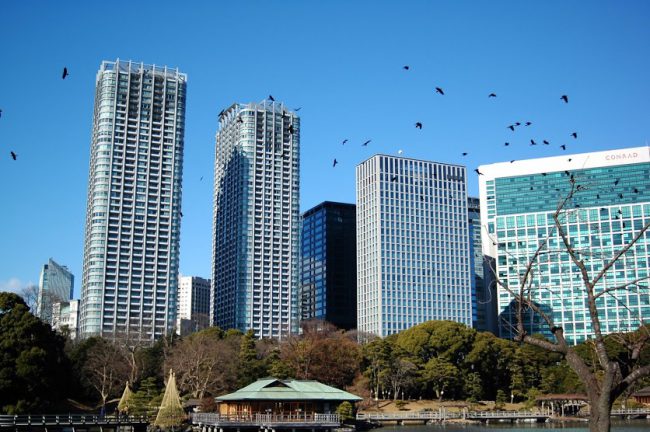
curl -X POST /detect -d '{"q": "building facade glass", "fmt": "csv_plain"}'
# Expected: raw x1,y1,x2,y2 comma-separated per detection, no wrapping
479,147,650,344
37,258,74,324
80,60,187,340
212,101,300,339
300,201,357,330
356,155,473,337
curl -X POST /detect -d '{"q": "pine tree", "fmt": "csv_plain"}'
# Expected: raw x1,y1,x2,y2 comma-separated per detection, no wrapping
154,370,185,429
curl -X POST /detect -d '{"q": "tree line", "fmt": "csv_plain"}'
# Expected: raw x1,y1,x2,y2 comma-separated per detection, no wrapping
1,291,648,414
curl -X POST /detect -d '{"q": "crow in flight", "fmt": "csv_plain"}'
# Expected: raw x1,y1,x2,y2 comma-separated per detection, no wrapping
362,140,371,146
342,139,348,145
10,151,17,160
488,93,497,98
474,168,483,175
561,95,569,103
435,87,444,95
62,67,69,79
268,95,275,102
543,140,550,145
571,132,578,139
390,175,398,182
560,145,566,150
403,65,410,70
288,124,294,134
462,152,468,156
507,125,515,131
294,107,301,111
333,159,338,167
504,142,510,146
530,139,537,146
415,122,423,129
525,121,532,126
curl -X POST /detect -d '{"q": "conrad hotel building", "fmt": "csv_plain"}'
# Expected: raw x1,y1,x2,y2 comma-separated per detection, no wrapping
479,147,650,344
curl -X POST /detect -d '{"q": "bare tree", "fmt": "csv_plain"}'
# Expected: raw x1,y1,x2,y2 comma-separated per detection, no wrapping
490,181,650,432
18,284,39,313
82,338,131,411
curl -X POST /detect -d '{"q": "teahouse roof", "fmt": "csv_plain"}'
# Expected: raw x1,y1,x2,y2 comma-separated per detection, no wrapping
632,386,650,397
217,378,362,402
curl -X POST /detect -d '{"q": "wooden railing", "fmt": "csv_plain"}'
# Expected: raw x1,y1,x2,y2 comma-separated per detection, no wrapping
191,412,340,425
0,415,149,428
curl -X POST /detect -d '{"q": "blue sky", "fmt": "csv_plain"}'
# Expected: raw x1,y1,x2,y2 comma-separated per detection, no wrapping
1,1,649,297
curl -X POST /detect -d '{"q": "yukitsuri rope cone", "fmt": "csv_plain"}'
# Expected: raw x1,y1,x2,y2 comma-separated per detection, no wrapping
118,381,134,414
154,370,186,428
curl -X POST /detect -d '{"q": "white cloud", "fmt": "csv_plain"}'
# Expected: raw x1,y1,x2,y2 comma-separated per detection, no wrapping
0,277,34,294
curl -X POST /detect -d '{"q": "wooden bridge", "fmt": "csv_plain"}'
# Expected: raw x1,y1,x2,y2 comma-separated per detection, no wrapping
0,414,149,432
191,412,341,431
584,408,650,419
356,409,552,424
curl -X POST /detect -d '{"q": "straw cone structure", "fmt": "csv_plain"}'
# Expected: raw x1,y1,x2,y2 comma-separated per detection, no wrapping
118,381,134,414
154,369,186,428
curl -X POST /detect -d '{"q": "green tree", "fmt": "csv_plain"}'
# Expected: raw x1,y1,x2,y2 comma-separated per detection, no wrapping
336,401,354,421
0,292,70,413
238,329,266,387
463,372,483,402
421,357,459,400
131,377,161,416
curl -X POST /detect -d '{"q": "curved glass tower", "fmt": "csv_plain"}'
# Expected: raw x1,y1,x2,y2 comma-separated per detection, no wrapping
80,60,187,341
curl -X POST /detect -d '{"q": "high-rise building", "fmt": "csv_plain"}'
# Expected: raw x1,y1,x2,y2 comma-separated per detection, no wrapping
212,101,300,339
356,155,473,337
37,258,74,324
479,146,650,344
80,60,187,340
52,300,80,339
176,275,211,336
467,197,496,333
300,201,357,330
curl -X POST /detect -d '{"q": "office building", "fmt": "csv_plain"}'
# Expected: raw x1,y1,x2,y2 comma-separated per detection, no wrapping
212,101,300,338
479,146,650,344
79,60,187,340
356,154,472,337
37,258,74,324
176,275,211,336
300,201,357,330
52,300,80,339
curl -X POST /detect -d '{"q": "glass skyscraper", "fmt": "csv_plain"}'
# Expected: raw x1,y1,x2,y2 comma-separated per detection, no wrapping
37,258,74,324
479,146,650,344
356,155,473,337
80,60,187,340
212,100,300,339
301,201,357,330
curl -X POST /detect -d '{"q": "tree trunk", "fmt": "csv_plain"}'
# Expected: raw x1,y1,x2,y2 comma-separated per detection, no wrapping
589,397,613,432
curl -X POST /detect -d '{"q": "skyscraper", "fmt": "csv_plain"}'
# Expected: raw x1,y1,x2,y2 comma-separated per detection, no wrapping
356,155,472,337
479,146,650,344
176,275,211,336
37,258,74,324
300,201,357,330
80,60,187,340
212,101,300,338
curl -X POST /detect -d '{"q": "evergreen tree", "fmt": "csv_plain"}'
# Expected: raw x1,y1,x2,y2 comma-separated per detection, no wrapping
237,330,265,387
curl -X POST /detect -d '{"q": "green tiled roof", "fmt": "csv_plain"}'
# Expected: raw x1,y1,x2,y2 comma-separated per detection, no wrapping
216,378,362,402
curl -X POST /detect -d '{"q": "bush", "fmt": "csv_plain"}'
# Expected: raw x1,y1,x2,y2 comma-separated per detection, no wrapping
336,401,354,421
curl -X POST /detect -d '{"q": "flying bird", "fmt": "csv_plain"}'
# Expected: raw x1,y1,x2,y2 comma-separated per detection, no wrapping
614,179,620,185
515,122,521,126
179,211,183,218
504,142,510,146
543,140,550,145
200,176,203,181
415,122,423,129
488,93,497,98
362,140,371,146
560,145,566,150
390,175,398,182
0,109,2,118
542,173,547,176
435,87,444,95
288,124,294,134
236,117,243,123
403,65,410,70
474,168,483,175
525,121,532,126
62,67,69,79
294,107,302,111
507,125,515,131
568,158,572,162
342,139,348,145
10,151,17,160
571,132,578,139
530,139,537,146
333,159,338,167
634,188,639,193
462,152,468,156
561,95,569,103
510,160,515,163
268,95,275,101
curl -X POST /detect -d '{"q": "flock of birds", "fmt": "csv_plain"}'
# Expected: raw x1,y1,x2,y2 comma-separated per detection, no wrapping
3,67,69,161
325,65,579,176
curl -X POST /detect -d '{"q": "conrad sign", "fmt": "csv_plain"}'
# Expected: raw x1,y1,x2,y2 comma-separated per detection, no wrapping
605,152,639,161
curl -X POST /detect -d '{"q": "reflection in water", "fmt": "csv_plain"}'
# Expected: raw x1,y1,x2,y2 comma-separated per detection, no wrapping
376,421,650,432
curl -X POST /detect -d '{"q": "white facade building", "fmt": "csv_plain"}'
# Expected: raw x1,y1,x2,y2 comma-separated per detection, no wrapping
52,300,80,339
80,60,187,341
356,154,472,337
212,101,300,338
176,275,210,336
479,146,650,344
